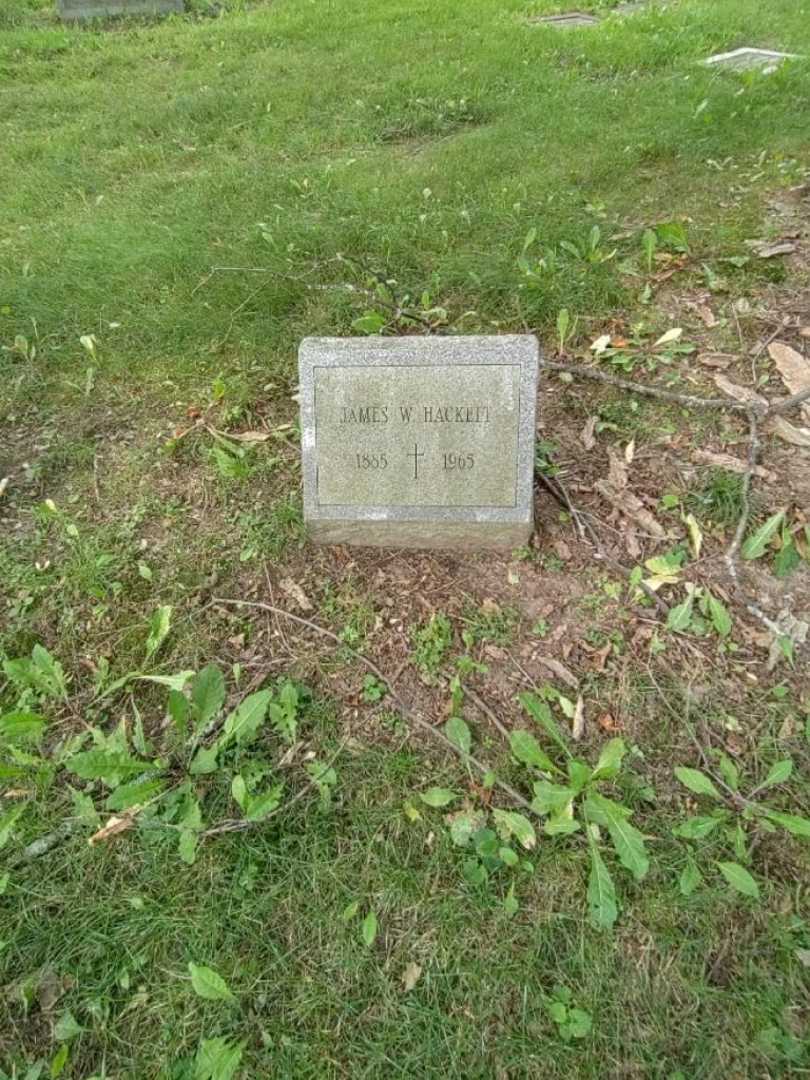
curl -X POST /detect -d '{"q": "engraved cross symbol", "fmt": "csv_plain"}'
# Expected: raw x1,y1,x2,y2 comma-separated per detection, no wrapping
409,443,425,481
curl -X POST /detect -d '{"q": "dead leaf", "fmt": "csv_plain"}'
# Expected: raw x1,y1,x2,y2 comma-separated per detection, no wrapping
553,539,571,562
607,448,628,491
624,439,635,465
535,656,579,690
771,416,810,448
89,815,135,846
591,643,611,672
768,341,810,422
692,449,776,481
481,597,501,616
591,333,611,354
654,327,683,347
800,326,810,339
698,352,735,369
696,304,717,328
571,696,585,741
279,577,313,611
402,962,423,992
597,711,622,733
221,430,271,443
713,374,767,408
748,240,797,258
595,480,667,539
580,416,597,451
0,477,9,499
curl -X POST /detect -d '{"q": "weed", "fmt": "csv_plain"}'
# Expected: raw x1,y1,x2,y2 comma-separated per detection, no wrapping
411,613,453,677
463,603,519,647
238,496,305,562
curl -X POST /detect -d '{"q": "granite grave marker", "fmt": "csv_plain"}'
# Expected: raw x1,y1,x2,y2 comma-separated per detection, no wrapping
299,336,539,550
57,0,182,21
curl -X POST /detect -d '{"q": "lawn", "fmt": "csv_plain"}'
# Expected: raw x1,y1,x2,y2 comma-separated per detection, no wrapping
2,0,810,1076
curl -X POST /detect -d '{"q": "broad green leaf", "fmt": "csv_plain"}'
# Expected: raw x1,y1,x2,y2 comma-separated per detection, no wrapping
188,962,235,1002
66,750,152,786
567,759,592,794
741,511,786,561
585,792,648,881
189,746,219,775
361,910,378,947
191,665,226,729
679,858,702,897
50,1043,69,1078
222,690,271,747
759,759,793,790
587,842,618,930
0,873,9,895
167,690,189,739
544,812,581,836
419,787,458,808
591,738,626,780
706,594,732,638
53,1010,83,1041
519,691,569,757
531,781,576,816
106,778,164,812
673,814,726,840
717,754,739,792
244,785,283,822
666,594,694,633
510,730,556,771
0,804,25,850
178,830,198,865
774,532,801,578
444,715,471,755
231,775,247,809
31,644,68,700
764,810,810,838
717,861,759,899
138,671,194,693
492,809,537,851
145,605,173,661
447,809,486,847
352,311,386,335
194,1036,244,1080
341,900,359,922
0,712,46,744
674,767,722,800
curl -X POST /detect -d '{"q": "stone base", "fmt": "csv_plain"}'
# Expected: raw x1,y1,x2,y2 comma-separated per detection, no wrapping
307,518,533,552
57,0,183,20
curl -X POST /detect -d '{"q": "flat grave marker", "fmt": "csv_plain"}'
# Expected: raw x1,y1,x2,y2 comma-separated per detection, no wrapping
703,47,802,72
298,336,539,550
57,0,182,21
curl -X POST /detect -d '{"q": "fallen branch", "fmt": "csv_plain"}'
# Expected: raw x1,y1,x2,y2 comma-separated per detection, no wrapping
539,359,810,417
211,597,535,813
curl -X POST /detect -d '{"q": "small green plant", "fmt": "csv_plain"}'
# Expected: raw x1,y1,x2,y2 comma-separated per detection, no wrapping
463,602,519,647
684,469,749,527
544,986,593,1042
411,613,453,677
665,584,733,640
673,753,810,900
361,674,387,704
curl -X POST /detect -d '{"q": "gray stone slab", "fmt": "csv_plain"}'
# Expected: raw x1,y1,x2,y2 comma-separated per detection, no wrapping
536,12,600,26
57,0,182,20
703,47,802,72
298,336,539,550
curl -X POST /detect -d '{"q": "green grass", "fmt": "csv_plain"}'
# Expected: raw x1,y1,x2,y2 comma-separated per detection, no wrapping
2,0,810,1075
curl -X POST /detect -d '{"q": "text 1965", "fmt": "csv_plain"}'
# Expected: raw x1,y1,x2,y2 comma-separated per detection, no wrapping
443,452,474,470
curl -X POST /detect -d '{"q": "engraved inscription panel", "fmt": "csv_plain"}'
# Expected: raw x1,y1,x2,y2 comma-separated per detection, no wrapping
314,364,520,507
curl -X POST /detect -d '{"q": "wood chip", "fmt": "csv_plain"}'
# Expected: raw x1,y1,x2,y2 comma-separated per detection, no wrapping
692,449,776,482
580,415,597,451
768,341,810,422
698,352,735,369
571,696,585,741
770,416,810,448
713,374,767,408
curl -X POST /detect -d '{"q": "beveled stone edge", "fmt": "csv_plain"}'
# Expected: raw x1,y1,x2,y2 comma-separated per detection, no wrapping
298,334,540,534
